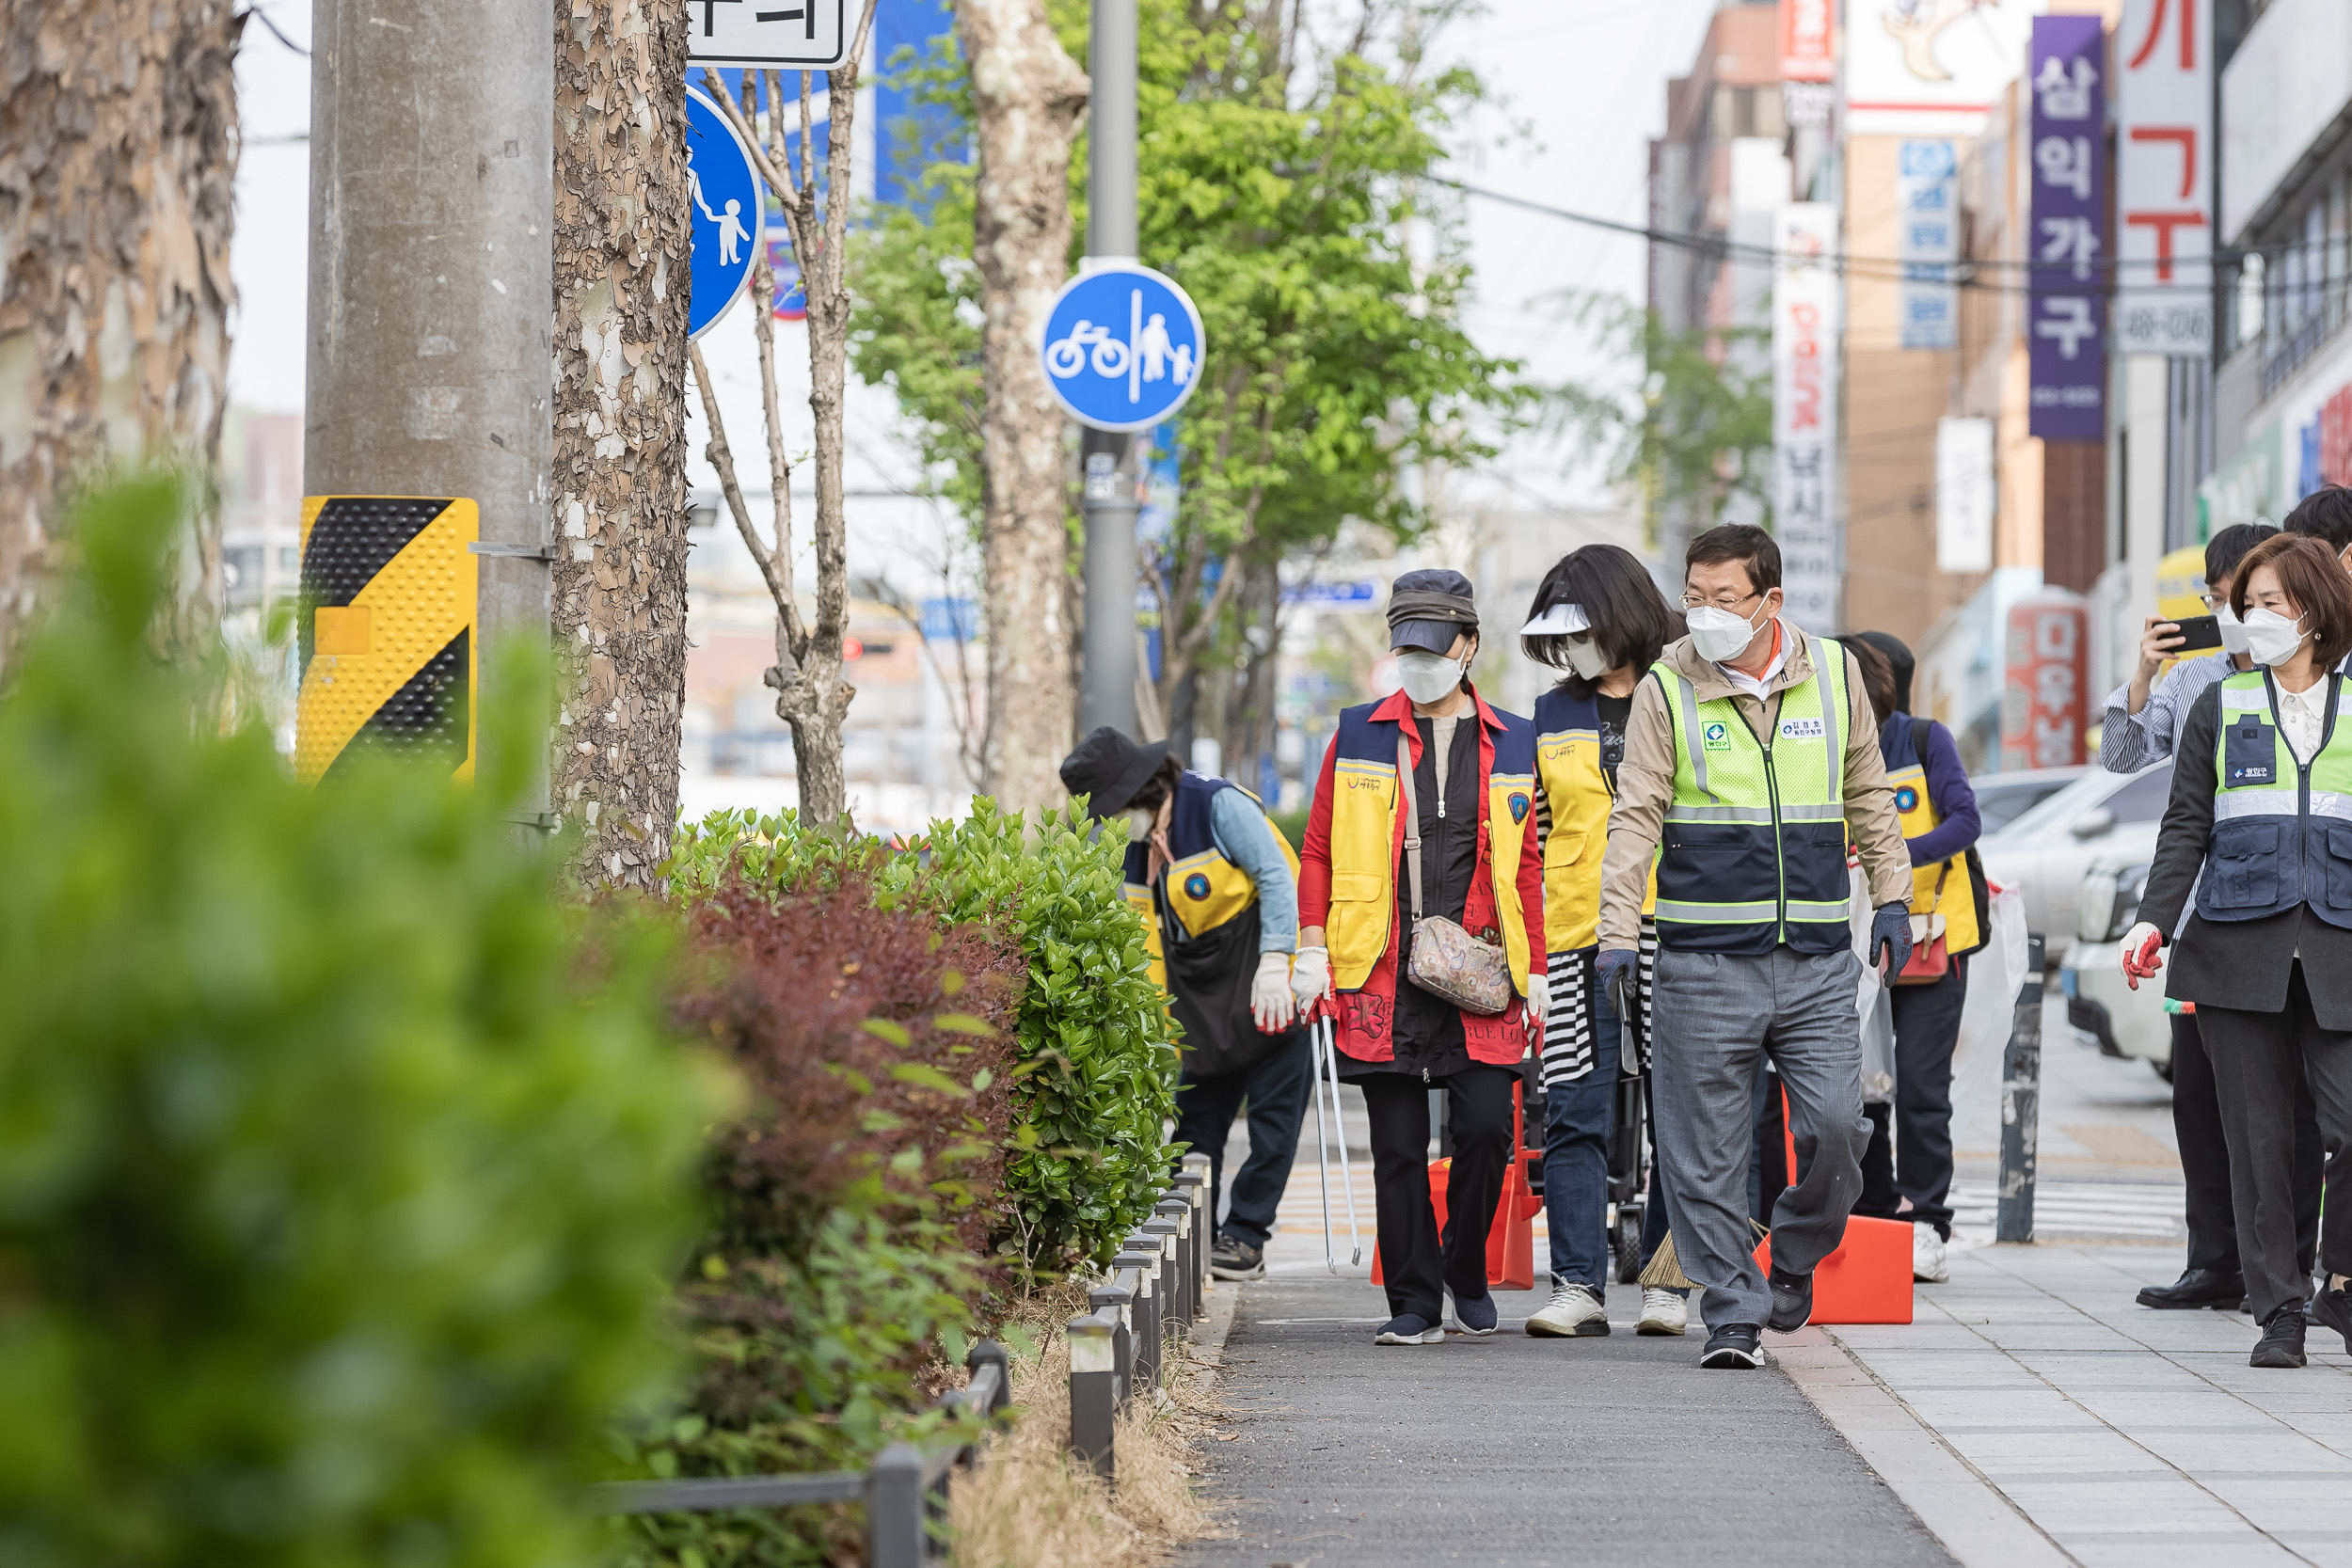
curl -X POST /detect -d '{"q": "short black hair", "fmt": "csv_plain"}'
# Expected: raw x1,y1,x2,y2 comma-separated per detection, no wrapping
1685,523,1781,595
2283,485,2352,551
1521,544,1685,694
2205,521,2277,587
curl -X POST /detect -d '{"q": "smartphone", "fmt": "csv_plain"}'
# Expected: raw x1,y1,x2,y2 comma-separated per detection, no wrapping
2170,614,2224,653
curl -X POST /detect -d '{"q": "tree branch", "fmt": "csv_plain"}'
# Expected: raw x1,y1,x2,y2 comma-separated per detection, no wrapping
702,67,803,217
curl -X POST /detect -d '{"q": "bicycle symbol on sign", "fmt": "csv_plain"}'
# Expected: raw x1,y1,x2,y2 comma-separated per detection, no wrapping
1043,288,1197,404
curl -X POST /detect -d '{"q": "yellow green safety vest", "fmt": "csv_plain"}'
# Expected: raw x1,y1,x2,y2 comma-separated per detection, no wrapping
2201,669,2352,925
1652,640,1852,955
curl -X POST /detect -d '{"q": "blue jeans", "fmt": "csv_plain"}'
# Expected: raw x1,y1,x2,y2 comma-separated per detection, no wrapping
1543,980,1621,1294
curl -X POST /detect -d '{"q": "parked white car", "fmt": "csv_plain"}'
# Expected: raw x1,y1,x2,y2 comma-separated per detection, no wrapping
1969,766,2086,837
2058,856,2173,1081
1975,761,2174,944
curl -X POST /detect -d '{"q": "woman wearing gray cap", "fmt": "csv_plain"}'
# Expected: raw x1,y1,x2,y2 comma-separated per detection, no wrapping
1291,569,1548,1345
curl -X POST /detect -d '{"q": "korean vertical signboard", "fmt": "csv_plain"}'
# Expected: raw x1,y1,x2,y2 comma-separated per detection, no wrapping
1899,141,1958,350
2028,16,2106,441
2117,0,2213,354
1781,0,1835,126
2002,593,2089,770
1774,203,1841,631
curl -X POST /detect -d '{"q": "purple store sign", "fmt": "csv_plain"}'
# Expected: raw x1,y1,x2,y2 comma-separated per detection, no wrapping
2028,14,2106,441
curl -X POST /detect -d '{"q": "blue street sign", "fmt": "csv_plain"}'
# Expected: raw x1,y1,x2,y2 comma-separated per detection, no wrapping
685,86,766,340
1039,263,1206,433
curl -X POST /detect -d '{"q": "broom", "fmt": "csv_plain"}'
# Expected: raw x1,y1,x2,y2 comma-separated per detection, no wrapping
1636,1217,1770,1291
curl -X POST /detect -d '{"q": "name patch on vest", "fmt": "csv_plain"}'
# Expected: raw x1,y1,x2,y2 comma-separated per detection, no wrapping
1779,717,1826,741
1702,721,1732,752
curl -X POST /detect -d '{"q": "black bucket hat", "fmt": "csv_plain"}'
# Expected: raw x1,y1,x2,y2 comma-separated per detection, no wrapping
1058,726,1172,818
1388,567,1479,654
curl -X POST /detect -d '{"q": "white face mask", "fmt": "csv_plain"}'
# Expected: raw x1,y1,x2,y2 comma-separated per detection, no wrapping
1395,649,1469,705
2215,602,2251,655
1686,599,1770,665
2243,607,2308,668
1564,636,1611,681
1125,807,1157,843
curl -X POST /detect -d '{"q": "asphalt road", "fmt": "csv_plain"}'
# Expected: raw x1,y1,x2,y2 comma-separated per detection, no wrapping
1176,1273,1957,1568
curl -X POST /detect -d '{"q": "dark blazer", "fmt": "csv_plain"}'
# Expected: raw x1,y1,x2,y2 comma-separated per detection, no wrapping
2138,681,2352,1027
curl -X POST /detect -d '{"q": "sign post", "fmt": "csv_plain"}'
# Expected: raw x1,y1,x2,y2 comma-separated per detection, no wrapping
683,86,767,341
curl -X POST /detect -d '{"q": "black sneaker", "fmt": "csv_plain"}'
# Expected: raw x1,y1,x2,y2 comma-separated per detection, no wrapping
1209,1232,1264,1281
1701,1323,1764,1369
1767,1267,1814,1333
2249,1305,2308,1369
2309,1281,2352,1354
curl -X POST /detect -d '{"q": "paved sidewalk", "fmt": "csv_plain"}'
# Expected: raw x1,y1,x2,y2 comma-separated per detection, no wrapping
1176,1270,1956,1568
1791,1243,2352,1568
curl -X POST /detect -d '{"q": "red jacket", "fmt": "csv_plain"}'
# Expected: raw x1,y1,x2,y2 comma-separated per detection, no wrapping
1298,688,1546,1067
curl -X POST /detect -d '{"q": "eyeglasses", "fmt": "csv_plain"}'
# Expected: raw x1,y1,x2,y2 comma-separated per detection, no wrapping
1680,590,1760,613
2200,592,2228,612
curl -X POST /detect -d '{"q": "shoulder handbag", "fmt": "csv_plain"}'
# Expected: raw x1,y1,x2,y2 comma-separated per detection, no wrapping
1396,732,1514,1015
1895,862,1952,986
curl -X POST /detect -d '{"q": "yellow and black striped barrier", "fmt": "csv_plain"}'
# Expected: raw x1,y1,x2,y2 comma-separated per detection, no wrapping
295,495,478,785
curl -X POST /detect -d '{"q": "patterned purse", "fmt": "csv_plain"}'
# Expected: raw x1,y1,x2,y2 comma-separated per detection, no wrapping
1396,734,1513,1016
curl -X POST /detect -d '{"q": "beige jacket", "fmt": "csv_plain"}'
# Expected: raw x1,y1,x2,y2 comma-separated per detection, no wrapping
1597,622,1914,951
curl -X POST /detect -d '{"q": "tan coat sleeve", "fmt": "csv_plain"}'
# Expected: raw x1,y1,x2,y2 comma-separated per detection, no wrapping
1843,651,1915,909
1599,675,1676,952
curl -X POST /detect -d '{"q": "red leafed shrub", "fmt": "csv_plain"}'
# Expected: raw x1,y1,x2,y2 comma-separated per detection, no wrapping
675,871,1023,1265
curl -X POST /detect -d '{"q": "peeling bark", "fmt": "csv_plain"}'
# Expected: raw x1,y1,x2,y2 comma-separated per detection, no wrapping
954,0,1088,813
0,0,241,665
550,0,692,888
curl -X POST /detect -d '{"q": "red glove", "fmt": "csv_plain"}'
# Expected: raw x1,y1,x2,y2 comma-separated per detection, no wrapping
2121,922,2164,990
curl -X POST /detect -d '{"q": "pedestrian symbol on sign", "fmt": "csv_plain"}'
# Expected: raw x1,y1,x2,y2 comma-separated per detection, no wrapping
1038,263,1207,433
683,86,767,341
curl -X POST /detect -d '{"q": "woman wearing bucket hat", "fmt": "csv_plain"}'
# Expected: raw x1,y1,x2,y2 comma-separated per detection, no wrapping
1291,568,1548,1345
1518,545,1691,1340
1059,726,1310,1281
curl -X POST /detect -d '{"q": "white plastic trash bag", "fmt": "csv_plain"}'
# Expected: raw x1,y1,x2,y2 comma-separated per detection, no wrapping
1951,879,2028,1149
1850,864,1896,1102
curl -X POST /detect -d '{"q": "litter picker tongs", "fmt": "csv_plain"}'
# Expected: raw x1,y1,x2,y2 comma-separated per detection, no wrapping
1308,1002,1363,1272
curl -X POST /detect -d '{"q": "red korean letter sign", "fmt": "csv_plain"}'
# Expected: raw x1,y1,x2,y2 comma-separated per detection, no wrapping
2117,0,2213,354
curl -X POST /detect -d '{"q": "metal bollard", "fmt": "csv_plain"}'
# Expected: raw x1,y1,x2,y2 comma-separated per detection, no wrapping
1088,1276,1135,1405
1114,1246,1160,1388
1172,1165,1209,1314
1997,933,2045,1243
1140,1217,1180,1351
1154,1199,1193,1329
1067,1313,1117,1478
867,1442,927,1568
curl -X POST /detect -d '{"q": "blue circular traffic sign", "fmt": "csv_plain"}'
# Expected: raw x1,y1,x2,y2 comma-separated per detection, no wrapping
684,86,766,341
1039,263,1206,432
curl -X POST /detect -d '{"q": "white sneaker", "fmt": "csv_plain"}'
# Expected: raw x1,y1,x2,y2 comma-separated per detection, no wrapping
1913,1226,1949,1284
1526,1278,1613,1338
1637,1287,1688,1337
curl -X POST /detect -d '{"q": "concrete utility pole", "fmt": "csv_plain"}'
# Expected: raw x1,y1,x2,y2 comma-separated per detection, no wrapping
1077,0,1140,739
304,0,553,816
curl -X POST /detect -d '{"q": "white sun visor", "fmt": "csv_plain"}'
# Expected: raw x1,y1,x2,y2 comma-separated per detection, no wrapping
1518,603,1591,636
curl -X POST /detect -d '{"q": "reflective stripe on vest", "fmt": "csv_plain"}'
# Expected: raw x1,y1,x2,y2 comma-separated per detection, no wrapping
1326,699,1539,994
2200,669,2352,926
1652,639,1852,955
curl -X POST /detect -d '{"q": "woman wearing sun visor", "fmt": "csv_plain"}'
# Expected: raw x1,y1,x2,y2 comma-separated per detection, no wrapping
1059,726,1310,1285
1518,546,1691,1340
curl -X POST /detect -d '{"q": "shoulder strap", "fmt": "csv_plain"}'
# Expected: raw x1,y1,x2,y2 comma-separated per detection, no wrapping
1904,713,1926,772
1396,730,1423,919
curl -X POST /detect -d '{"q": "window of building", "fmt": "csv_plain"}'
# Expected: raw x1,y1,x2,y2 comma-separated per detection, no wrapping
1731,86,1757,138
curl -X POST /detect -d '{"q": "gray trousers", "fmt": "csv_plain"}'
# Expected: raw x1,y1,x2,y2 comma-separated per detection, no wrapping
1651,946,1870,1330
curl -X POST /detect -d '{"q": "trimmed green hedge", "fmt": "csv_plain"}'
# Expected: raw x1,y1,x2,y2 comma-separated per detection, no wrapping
0,479,723,1567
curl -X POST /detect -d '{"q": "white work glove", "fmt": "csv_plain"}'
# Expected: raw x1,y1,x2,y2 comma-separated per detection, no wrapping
1250,950,1296,1033
1523,971,1550,1050
1289,945,1330,1008
2120,921,2164,990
